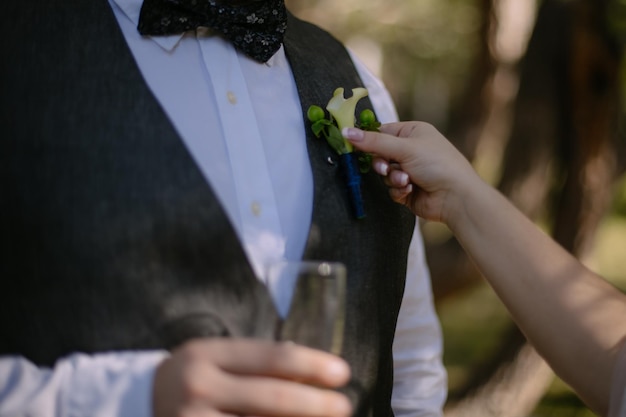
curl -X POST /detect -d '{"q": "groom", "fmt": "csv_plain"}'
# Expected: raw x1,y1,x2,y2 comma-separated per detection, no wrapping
0,0,446,415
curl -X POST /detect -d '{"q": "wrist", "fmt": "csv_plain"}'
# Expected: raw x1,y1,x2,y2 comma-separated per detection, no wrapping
443,171,488,234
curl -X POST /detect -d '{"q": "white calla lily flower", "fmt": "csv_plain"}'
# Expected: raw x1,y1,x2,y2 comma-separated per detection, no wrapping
326,87,369,153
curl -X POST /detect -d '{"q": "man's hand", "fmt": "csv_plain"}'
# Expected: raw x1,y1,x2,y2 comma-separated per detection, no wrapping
153,338,352,417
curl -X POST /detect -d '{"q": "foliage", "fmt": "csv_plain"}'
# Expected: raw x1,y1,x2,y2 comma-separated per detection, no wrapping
608,0,626,43
286,0,484,127
611,174,626,217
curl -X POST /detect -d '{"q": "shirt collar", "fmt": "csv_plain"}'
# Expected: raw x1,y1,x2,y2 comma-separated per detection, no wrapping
112,0,185,51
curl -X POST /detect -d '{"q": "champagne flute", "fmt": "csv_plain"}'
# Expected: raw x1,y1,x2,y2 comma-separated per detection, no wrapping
266,261,347,355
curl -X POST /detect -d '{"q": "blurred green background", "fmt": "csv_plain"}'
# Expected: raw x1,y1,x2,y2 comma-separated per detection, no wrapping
286,0,626,415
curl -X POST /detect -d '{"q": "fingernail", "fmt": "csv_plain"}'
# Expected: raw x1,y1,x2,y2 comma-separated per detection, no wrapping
342,127,364,142
399,172,409,185
373,160,389,176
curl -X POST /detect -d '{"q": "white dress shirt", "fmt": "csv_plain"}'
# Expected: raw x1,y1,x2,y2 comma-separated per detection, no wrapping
0,1,446,415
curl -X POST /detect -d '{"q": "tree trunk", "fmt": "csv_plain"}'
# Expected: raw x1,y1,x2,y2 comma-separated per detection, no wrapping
551,0,623,257
445,0,498,161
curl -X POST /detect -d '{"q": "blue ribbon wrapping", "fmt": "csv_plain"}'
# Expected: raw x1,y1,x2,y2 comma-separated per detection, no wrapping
339,152,365,219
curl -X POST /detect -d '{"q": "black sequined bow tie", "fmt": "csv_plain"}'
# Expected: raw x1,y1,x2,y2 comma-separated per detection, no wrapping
137,0,288,63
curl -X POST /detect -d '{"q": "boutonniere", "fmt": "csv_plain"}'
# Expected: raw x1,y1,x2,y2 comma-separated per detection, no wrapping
307,87,381,219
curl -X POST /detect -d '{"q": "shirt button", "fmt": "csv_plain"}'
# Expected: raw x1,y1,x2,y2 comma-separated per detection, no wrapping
251,201,261,217
227,91,237,105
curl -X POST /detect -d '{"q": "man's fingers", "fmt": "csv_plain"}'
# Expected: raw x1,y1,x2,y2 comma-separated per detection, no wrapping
155,339,353,417
176,404,225,417
181,339,350,387
216,375,353,417
186,341,353,417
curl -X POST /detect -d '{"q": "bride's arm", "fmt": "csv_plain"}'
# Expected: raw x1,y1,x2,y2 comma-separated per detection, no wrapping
449,172,626,416
344,122,626,416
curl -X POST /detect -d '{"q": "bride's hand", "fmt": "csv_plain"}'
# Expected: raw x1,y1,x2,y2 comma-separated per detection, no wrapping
343,121,481,225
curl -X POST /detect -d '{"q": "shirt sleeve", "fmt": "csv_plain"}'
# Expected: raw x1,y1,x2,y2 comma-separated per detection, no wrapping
0,351,167,417
390,225,447,417
349,51,448,417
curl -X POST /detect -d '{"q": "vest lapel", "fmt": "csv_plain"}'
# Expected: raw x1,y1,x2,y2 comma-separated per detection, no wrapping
283,14,417,417
283,12,377,261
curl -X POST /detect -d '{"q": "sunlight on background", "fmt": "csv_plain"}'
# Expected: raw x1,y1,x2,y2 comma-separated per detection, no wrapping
587,175,626,290
287,0,484,127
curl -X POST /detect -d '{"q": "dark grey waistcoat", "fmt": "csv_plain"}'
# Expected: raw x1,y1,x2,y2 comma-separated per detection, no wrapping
0,2,416,417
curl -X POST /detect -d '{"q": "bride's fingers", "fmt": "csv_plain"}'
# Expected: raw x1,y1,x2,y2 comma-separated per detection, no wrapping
388,168,410,188
371,157,411,192
389,184,413,203
371,157,389,176
381,168,410,189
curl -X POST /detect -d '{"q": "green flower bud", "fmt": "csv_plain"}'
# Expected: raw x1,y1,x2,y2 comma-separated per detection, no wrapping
307,105,326,122
359,109,376,126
